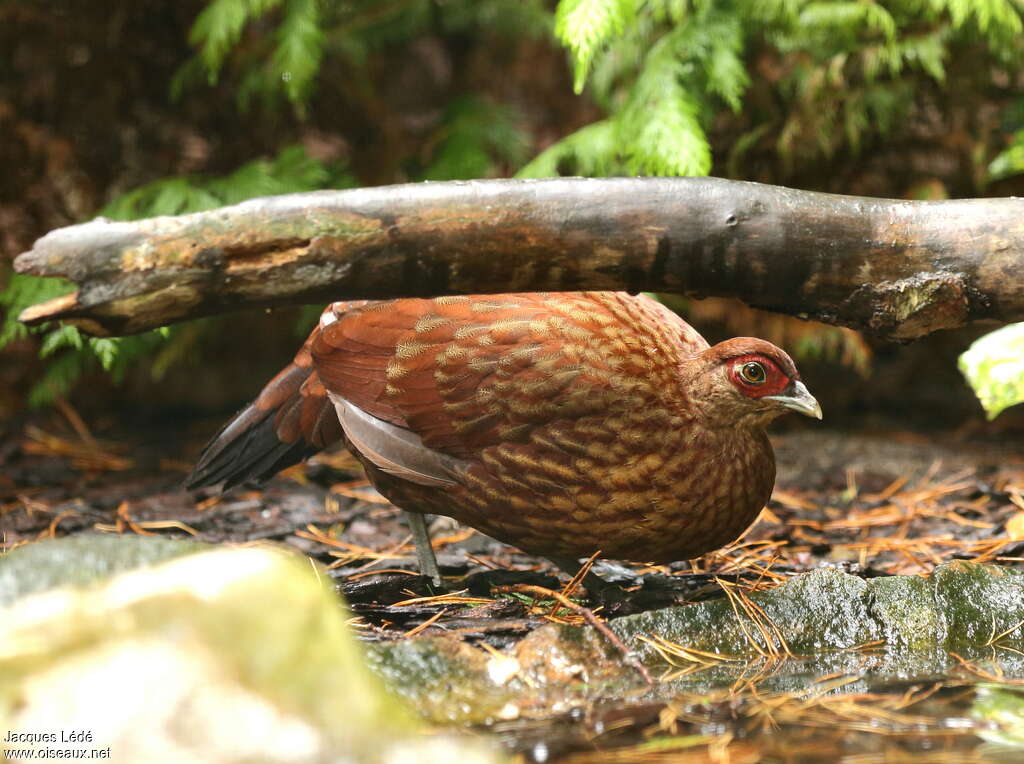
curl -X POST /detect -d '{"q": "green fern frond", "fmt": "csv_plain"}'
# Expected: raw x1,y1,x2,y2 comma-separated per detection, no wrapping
964,0,1021,35
0,274,176,406
421,97,529,181
90,338,119,372
2,144,353,407
894,31,947,82
555,0,637,93
930,0,1022,55
798,2,897,43
616,30,712,176
619,86,711,176
646,0,690,25
703,16,749,112
0,273,74,348
39,325,84,358
748,0,802,26
586,14,656,108
989,130,1024,181
101,145,349,221
272,0,323,107
189,0,284,82
515,120,619,178
102,179,222,220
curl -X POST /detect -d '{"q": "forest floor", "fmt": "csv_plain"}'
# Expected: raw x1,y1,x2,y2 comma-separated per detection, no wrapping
4,414,1024,637
4,414,1024,762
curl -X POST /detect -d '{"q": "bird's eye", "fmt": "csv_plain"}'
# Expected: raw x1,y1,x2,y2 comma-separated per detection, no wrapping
739,361,766,385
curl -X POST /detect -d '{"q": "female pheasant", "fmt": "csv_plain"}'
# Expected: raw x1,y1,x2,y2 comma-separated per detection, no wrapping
187,292,820,584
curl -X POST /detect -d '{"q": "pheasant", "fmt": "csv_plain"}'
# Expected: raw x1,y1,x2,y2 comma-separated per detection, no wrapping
187,292,821,585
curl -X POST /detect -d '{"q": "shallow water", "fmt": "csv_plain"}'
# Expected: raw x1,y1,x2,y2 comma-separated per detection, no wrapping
494,648,1024,763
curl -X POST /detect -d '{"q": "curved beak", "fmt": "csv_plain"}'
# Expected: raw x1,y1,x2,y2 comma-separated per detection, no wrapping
763,380,822,420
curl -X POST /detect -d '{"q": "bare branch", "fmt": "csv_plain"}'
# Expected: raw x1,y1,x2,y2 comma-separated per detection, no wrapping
14,177,1024,339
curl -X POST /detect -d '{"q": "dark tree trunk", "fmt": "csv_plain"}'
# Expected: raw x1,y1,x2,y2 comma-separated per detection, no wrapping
15,177,1024,339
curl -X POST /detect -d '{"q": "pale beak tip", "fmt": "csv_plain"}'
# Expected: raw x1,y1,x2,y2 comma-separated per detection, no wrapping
763,380,822,421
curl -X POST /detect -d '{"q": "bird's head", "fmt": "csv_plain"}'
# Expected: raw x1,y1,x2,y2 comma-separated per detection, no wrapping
683,337,822,428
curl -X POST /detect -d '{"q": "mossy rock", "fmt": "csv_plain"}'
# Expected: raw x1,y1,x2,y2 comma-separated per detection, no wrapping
932,560,1024,645
365,638,520,725
0,533,206,607
612,567,879,659
868,572,943,649
0,541,502,764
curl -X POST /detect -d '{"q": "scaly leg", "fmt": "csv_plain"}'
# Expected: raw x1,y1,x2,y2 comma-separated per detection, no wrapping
405,510,442,587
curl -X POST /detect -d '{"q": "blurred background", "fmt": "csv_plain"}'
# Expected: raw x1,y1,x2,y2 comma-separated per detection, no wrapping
3,0,1024,449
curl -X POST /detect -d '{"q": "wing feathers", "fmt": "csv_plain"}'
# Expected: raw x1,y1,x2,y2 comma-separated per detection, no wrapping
309,293,703,460
189,293,708,491
331,396,464,487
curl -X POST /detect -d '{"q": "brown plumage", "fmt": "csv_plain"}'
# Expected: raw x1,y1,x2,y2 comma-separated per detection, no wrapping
188,292,820,566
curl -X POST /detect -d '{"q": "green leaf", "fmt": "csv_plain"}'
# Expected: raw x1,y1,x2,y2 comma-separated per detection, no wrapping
39,325,84,358
515,120,618,178
705,28,749,113
616,29,712,176
272,0,323,107
555,0,636,93
959,323,1024,420
189,0,284,81
0,273,76,350
421,97,528,181
619,82,711,176
89,338,120,372
100,145,351,221
6,143,353,408
989,131,1024,181
798,2,896,42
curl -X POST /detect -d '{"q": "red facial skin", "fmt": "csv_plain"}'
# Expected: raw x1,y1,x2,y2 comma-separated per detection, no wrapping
726,354,791,398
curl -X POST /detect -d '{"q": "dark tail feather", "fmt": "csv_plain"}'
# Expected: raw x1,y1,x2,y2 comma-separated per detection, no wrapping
186,354,342,491
185,406,316,491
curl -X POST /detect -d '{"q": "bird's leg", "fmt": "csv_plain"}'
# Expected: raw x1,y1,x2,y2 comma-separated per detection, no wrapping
404,510,442,588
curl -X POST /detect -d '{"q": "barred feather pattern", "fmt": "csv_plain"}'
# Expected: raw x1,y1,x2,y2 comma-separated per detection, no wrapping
190,292,789,562
310,292,776,563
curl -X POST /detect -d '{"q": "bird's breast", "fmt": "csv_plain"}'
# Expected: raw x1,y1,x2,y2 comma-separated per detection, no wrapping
424,418,777,563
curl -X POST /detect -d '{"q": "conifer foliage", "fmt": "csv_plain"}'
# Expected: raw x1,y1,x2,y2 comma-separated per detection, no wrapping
1,146,352,406
5,0,1024,408
524,0,1024,179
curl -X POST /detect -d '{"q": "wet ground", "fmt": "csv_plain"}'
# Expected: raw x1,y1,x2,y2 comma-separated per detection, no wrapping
4,414,1024,761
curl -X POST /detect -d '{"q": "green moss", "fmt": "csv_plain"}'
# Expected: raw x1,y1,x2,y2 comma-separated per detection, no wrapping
867,573,943,649
0,534,206,607
932,561,1024,646
0,543,502,762
614,568,877,659
364,638,517,725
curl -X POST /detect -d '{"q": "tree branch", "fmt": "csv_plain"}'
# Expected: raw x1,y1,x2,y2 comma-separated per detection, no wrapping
14,177,1024,339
